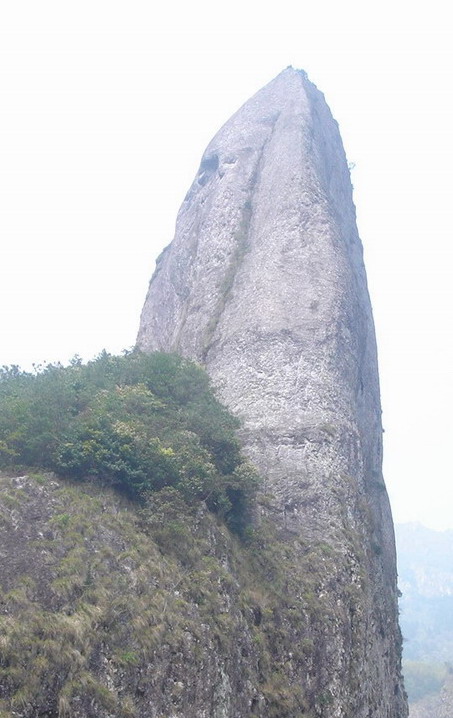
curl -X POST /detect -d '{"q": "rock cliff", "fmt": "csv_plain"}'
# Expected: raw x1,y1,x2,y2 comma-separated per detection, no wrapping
138,67,407,716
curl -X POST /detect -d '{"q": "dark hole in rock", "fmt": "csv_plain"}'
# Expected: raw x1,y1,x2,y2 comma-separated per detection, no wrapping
199,154,219,173
252,605,262,626
197,154,219,185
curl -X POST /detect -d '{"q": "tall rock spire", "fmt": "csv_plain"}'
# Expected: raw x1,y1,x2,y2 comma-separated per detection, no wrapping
137,67,407,717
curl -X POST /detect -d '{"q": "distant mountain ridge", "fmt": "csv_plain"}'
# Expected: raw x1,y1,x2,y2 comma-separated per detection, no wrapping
409,673,453,718
396,522,453,662
396,522,453,714
397,522,453,598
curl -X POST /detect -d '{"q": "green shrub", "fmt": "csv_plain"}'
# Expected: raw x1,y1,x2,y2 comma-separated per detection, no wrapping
0,351,258,533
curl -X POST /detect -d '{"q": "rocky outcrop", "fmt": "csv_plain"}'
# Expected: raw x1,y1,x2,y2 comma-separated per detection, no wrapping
138,67,407,716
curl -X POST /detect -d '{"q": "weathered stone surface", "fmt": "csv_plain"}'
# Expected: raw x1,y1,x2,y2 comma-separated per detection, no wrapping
138,67,407,716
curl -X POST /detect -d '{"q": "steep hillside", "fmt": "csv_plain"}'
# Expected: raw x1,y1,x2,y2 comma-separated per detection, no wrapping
0,470,369,718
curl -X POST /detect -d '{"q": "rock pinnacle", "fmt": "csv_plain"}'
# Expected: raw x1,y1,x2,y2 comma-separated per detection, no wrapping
137,68,407,717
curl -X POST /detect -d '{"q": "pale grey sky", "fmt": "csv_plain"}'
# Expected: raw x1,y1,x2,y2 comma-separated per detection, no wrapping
1,0,452,530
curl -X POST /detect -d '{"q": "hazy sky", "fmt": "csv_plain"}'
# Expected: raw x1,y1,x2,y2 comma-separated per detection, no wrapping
1,1,452,530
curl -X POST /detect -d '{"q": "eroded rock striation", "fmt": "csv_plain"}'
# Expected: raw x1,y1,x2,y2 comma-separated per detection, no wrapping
138,67,407,716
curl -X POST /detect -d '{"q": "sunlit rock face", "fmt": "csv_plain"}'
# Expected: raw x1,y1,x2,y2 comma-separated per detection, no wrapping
138,67,407,717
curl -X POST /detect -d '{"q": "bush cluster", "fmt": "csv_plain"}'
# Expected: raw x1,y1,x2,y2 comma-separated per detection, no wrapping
0,351,258,532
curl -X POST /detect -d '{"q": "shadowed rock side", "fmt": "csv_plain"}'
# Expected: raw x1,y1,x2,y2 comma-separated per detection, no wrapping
138,68,407,717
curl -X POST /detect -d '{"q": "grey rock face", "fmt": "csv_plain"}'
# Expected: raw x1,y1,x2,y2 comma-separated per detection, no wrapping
138,68,407,717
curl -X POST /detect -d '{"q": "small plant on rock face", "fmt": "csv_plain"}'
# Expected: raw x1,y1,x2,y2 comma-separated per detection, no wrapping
118,651,139,666
29,472,47,484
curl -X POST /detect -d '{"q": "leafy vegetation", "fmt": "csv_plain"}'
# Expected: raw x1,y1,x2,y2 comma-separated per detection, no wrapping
0,351,258,532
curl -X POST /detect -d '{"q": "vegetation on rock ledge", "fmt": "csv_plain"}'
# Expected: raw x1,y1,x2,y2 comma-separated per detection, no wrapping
0,351,258,534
